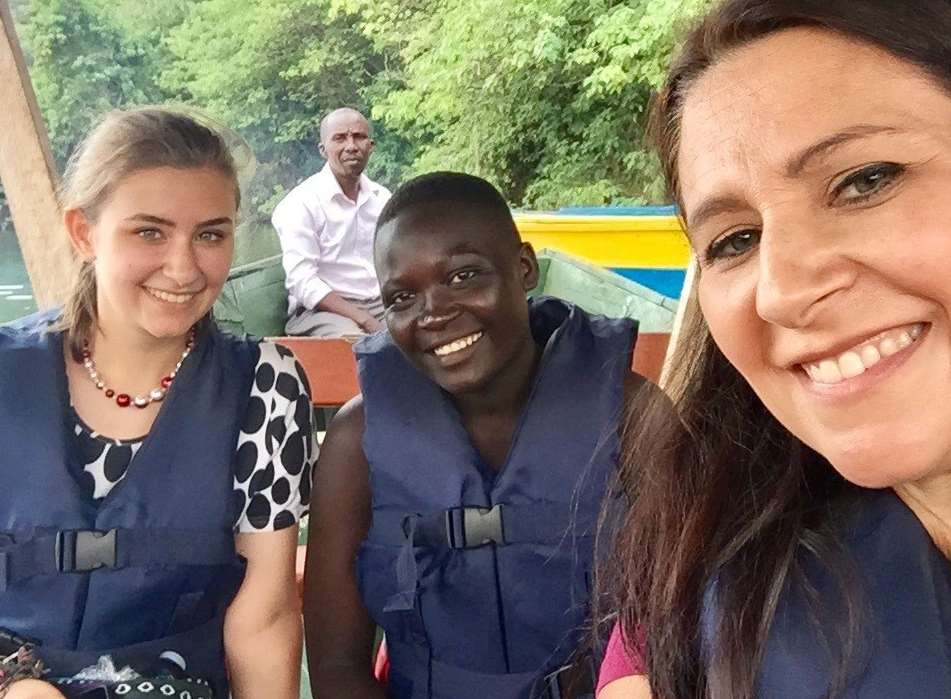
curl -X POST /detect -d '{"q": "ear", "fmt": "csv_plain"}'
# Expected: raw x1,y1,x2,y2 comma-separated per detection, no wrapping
64,209,96,261
318,141,327,158
518,242,540,292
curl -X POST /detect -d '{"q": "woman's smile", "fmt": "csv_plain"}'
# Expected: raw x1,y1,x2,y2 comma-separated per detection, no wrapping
144,286,202,305
793,322,929,399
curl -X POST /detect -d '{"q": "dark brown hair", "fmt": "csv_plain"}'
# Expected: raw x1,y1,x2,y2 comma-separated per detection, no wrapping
58,107,240,360
610,2,951,698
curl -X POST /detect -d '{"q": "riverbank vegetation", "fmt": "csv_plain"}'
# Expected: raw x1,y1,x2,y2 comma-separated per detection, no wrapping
7,0,708,222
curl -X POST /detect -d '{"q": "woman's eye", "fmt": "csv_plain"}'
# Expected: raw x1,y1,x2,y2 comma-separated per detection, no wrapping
197,230,225,243
448,270,477,285
137,228,162,241
705,229,760,263
832,163,904,204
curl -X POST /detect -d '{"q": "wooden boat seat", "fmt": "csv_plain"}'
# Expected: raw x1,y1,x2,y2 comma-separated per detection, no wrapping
274,332,670,411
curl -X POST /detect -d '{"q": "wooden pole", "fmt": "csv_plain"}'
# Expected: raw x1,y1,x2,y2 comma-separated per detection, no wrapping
660,256,698,387
0,0,72,308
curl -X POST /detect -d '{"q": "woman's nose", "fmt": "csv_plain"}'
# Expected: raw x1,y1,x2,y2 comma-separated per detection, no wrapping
162,239,202,288
754,220,856,329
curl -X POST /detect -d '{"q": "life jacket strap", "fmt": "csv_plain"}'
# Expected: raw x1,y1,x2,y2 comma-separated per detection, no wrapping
373,503,597,613
0,528,235,590
370,502,598,549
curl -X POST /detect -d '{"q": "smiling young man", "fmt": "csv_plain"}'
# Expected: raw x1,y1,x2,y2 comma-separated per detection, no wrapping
272,107,391,337
302,172,640,699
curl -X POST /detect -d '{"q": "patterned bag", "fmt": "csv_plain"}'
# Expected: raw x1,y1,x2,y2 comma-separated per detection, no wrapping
54,676,214,699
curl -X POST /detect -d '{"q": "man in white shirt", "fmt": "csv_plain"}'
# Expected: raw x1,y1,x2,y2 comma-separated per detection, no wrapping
272,107,392,336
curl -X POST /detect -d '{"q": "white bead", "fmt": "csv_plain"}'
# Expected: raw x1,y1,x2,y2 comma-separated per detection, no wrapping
133,395,149,408
96,381,105,389
149,388,165,401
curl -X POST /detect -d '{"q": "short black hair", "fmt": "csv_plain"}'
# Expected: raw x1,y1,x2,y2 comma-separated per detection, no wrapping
376,171,520,247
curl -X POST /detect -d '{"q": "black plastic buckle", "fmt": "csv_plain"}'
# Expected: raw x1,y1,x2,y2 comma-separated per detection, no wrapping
55,529,118,572
445,505,505,549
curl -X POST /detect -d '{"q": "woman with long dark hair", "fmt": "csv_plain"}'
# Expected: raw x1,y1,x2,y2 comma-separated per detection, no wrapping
599,1,951,697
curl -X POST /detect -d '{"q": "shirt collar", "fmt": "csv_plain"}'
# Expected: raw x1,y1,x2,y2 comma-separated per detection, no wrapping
318,163,380,204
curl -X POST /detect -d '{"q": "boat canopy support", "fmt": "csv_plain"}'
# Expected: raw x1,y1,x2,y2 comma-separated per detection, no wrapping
0,0,72,308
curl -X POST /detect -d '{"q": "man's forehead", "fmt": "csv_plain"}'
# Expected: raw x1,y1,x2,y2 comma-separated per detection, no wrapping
321,110,369,138
327,120,369,136
378,203,516,258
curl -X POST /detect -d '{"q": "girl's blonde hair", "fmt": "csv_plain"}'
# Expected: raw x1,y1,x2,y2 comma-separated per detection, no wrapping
58,107,240,359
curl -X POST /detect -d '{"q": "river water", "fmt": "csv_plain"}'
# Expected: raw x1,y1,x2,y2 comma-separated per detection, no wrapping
0,226,36,324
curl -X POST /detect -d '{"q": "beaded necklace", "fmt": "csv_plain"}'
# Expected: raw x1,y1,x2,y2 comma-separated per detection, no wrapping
80,329,195,408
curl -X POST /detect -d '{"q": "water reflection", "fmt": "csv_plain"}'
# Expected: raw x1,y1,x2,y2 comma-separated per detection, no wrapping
0,225,37,323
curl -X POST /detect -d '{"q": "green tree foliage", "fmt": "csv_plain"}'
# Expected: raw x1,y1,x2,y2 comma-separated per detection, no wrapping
16,0,168,165
14,0,710,221
366,0,711,207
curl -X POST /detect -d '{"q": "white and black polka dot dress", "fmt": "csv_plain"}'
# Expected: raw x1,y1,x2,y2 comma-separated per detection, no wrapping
70,342,315,532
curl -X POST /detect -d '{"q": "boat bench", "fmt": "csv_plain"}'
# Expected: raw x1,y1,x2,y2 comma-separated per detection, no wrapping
273,332,670,410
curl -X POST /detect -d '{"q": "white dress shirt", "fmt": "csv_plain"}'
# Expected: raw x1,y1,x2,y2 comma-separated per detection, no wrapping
271,164,391,316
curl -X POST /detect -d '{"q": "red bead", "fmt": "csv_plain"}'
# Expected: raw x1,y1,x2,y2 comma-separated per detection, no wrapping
105,389,115,398
161,376,173,388
116,394,131,407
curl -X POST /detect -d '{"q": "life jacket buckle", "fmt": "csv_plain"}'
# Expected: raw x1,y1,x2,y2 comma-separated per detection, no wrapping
55,529,118,573
445,505,505,549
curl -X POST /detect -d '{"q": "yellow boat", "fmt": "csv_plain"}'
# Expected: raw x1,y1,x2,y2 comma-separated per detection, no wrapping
515,207,689,299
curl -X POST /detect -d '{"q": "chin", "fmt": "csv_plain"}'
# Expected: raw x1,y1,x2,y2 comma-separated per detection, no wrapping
825,445,943,490
433,368,493,397
139,313,204,340
436,376,482,396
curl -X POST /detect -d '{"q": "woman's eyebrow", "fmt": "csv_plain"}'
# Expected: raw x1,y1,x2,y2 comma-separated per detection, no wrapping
686,195,746,231
195,217,233,227
123,213,174,225
122,214,233,228
784,124,902,177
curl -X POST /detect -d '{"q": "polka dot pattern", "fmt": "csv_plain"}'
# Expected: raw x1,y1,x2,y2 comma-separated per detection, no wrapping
70,340,316,533
232,341,316,532
70,415,145,501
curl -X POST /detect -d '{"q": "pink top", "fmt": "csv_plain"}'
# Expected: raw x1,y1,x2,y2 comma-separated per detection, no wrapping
596,621,646,694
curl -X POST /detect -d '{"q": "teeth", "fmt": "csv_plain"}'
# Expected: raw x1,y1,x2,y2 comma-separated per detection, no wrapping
803,323,924,385
819,359,842,384
860,345,881,367
837,352,865,380
433,332,483,357
147,288,195,304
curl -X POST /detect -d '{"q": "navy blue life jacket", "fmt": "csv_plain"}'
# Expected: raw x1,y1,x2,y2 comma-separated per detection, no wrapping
355,297,636,699
0,311,258,698
704,489,951,697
